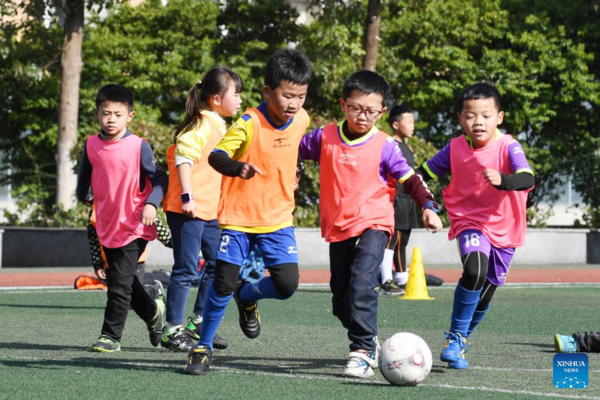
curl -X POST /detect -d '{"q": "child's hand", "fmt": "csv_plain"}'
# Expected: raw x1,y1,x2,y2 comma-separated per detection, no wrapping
95,268,106,280
84,195,94,207
483,169,502,186
422,210,443,233
141,204,157,225
182,201,196,219
240,163,263,180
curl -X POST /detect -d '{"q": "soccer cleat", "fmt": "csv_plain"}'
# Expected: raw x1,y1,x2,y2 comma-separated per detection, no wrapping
378,279,405,296
183,346,213,375
233,281,261,339
342,349,377,378
555,334,577,353
184,318,201,340
184,318,229,350
153,280,165,302
161,327,196,352
440,331,469,369
91,335,121,353
146,297,166,347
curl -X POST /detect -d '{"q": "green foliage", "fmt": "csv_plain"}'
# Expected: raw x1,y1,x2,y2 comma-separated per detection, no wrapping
216,0,303,108
378,0,600,225
0,17,63,223
2,0,600,228
78,0,221,165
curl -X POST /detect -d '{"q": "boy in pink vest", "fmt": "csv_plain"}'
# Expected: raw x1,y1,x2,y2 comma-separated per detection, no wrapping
417,83,535,369
76,84,169,352
299,70,443,378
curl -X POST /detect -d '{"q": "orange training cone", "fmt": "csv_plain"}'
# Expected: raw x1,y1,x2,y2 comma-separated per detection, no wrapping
400,246,434,300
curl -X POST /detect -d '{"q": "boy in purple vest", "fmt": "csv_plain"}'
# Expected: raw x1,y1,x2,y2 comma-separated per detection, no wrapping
76,84,168,352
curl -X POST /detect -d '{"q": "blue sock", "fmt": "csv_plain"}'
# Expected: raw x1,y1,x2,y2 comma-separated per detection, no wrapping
239,277,290,303
449,282,482,337
467,304,490,338
198,285,232,349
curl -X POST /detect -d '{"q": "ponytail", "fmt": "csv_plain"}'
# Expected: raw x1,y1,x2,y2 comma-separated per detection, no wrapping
173,81,203,143
173,67,243,143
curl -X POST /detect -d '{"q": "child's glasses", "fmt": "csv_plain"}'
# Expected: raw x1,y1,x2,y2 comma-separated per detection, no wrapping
344,102,383,121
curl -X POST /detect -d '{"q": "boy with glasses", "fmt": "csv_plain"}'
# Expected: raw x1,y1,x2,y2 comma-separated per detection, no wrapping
299,70,443,378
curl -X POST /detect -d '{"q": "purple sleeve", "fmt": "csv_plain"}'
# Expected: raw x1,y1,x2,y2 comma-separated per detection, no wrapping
424,142,452,179
380,139,414,182
299,126,324,162
507,141,533,174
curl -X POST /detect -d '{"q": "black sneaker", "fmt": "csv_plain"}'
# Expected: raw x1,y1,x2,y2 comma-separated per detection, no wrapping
91,335,121,352
146,297,166,347
183,346,213,375
233,280,261,339
184,318,229,350
379,279,405,296
161,327,196,352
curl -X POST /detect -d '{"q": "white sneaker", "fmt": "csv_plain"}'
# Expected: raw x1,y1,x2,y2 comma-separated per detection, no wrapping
342,347,378,378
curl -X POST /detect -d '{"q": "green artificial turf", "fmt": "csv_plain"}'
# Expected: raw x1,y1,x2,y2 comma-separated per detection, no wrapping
1,285,599,399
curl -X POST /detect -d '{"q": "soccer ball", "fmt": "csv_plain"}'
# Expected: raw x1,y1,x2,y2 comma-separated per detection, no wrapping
378,332,432,386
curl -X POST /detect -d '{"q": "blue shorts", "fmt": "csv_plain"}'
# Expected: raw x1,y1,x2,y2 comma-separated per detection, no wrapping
457,229,515,286
216,227,299,267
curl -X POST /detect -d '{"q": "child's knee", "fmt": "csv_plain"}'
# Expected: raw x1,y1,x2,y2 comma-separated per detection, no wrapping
270,263,299,299
213,260,241,297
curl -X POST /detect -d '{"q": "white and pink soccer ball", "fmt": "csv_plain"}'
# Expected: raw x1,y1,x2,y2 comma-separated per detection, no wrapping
378,332,432,386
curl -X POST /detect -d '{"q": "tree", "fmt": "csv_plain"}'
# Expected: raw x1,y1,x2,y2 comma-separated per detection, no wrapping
56,0,84,210
362,0,381,71
215,0,303,106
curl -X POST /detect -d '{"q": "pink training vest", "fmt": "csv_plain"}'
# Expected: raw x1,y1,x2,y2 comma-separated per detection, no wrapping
87,134,156,248
444,134,531,248
319,124,396,242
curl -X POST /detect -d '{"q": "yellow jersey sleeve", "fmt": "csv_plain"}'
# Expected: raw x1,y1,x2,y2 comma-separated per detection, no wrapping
174,119,213,162
214,114,254,159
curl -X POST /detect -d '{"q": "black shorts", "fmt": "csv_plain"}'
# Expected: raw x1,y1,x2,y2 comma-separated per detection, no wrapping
394,196,419,230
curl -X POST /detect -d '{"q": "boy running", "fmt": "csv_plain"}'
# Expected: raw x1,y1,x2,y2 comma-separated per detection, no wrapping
183,49,312,375
76,84,168,352
299,70,442,378
416,82,535,369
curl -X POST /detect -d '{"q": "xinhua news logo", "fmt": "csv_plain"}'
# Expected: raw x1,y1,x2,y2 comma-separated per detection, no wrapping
553,353,588,389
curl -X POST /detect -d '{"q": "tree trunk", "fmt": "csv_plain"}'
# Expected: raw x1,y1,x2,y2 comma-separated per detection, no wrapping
56,0,84,210
362,0,381,71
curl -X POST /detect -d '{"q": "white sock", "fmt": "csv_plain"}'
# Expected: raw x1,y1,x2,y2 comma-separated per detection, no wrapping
393,271,409,286
166,322,182,334
193,314,203,324
380,249,394,283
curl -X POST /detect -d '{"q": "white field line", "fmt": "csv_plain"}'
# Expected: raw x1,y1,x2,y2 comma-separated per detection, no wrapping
1,355,599,399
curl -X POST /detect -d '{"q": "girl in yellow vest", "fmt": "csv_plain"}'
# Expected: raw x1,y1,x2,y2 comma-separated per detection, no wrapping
162,67,243,352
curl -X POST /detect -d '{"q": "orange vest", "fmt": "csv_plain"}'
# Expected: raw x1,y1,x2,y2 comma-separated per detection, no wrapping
90,206,148,267
319,124,396,242
163,115,224,220
217,108,309,227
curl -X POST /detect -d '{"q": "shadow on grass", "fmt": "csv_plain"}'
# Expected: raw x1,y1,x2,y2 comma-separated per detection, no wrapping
0,342,162,353
0,303,104,310
0,352,355,379
508,342,555,350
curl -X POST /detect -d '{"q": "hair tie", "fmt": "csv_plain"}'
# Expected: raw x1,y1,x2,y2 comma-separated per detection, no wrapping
196,80,202,89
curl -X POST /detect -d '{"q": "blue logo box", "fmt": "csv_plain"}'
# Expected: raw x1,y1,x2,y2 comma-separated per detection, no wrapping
553,353,588,389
